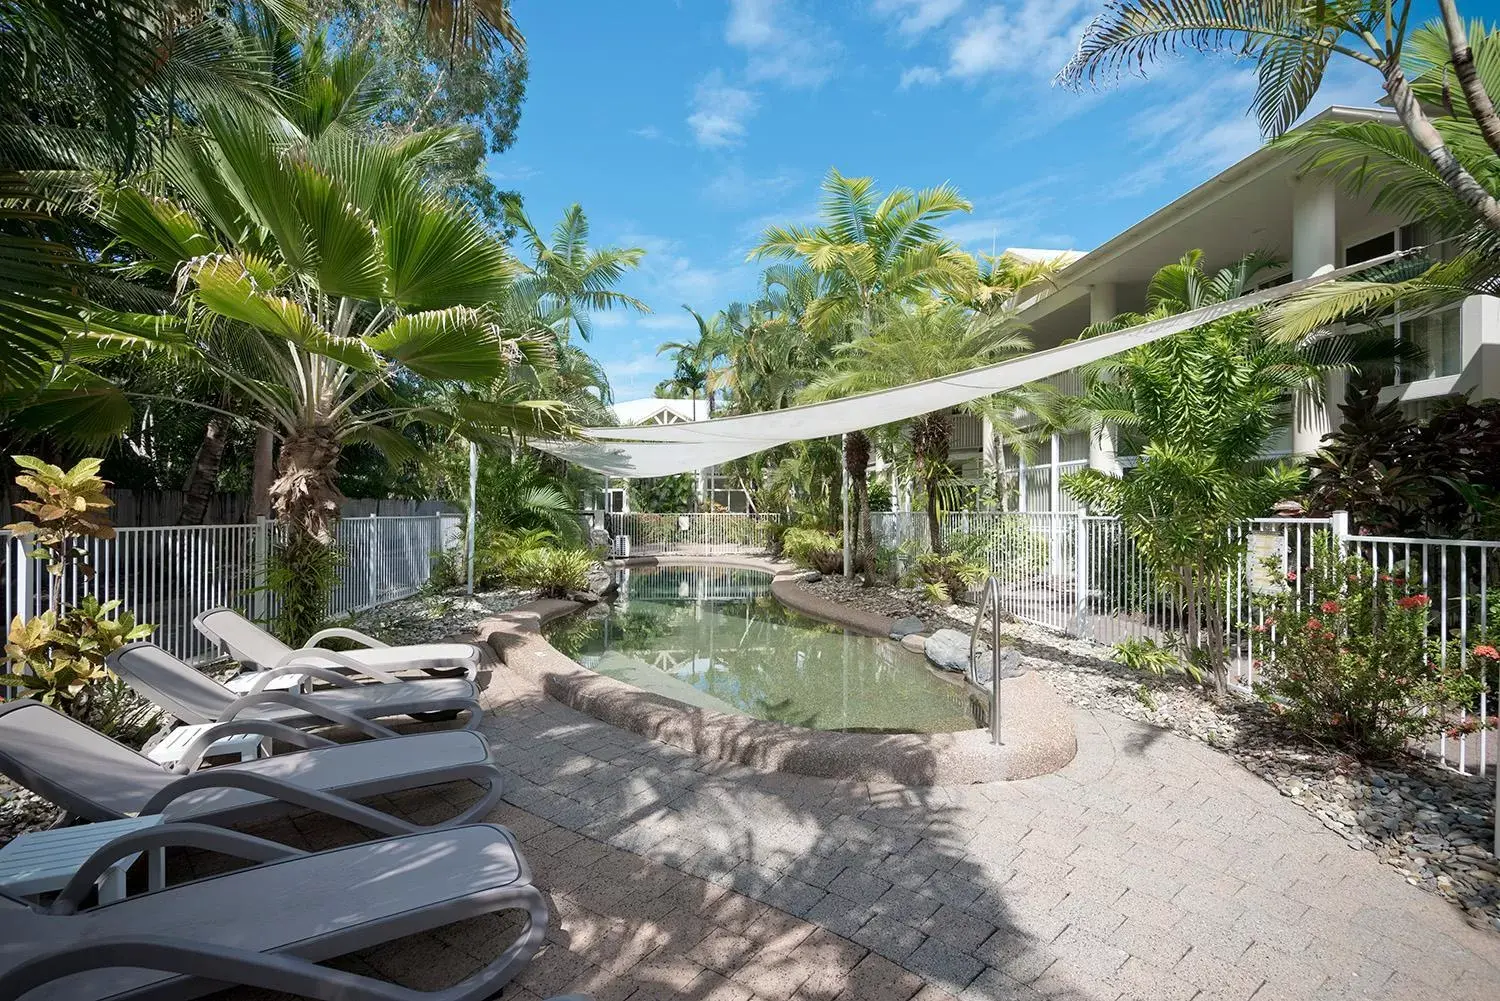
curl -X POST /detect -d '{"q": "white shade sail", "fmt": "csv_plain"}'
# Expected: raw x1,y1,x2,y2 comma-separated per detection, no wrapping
535,252,1406,478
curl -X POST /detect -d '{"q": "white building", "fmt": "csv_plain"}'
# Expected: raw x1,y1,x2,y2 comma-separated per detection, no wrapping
600,398,749,513
933,105,1500,514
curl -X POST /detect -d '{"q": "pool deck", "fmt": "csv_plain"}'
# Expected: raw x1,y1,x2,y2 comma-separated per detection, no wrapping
477,557,1077,785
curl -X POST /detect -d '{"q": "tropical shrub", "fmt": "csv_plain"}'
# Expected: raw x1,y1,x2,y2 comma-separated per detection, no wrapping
904,550,987,605
1111,636,1201,682
478,527,557,586
631,473,697,513
867,481,893,513
264,537,344,647
507,546,597,598
4,456,116,590
782,528,844,574
1255,534,1485,758
3,596,153,710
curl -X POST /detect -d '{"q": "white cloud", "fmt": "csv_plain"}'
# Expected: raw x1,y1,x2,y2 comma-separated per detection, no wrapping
899,65,944,89
874,0,965,37
726,0,839,88
948,1,1094,80
687,72,758,148
632,125,663,140
703,164,800,208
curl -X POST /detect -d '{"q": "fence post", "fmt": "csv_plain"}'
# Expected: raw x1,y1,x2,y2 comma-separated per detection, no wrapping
251,517,270,622
1330,509,1350,549
1073,514,1088,639
367,513,379,609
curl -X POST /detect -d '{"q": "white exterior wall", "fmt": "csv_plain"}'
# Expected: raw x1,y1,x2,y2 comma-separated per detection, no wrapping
1087,282,1123,477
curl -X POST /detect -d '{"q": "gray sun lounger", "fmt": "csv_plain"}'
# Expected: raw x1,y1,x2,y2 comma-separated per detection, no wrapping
194,606,481,681
0,701,503,834
108,642,484,733
0,822,554,1001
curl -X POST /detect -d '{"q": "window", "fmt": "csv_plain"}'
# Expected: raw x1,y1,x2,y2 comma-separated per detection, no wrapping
1346,224,1463,386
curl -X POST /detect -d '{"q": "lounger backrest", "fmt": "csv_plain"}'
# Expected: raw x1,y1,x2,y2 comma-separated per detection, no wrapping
0,701,169,820
106,642,232,725
193,607,292,669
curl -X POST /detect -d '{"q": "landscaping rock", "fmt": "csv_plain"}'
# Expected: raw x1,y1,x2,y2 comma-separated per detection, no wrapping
567,590,603,605
925,628,982,673
598,580,620,600
889,615,925,640
585,567,613,593
900,633,928,653
802,571,822,583
967,648,1026,690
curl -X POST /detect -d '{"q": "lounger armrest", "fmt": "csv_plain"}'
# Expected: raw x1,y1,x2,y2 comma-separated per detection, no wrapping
52,824,304,914
171,720,336,775
141,769,420,837
219,691,399,740
0,936,427,1001
304,626,391,650
248,664,361,693
269,649,403,684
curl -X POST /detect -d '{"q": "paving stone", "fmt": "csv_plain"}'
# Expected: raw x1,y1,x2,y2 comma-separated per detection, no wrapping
921,904,999,953
852,913,928,963
829,867,895,905
904,935,986,993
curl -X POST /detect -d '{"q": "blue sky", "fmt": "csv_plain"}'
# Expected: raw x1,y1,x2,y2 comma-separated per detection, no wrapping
496,0,1484,402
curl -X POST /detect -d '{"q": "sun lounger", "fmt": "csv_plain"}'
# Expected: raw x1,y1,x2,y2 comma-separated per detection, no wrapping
0,822,550,1001
108,642,483,733
0,701,502,834
194,606,481,684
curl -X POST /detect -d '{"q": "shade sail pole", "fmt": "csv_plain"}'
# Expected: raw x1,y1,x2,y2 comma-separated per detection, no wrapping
842,432,851,578
465,440,478,597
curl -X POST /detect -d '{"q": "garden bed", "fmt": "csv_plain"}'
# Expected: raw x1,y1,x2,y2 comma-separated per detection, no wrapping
793,575,1500,933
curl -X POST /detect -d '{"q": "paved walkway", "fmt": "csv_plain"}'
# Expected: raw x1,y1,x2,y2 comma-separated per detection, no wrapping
211,662,1500,1001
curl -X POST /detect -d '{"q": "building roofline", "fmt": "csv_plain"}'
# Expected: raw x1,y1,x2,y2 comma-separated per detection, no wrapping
1023,105,1397,318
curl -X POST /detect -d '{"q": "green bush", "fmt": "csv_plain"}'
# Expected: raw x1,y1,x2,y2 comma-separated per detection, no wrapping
783,528,844,574
507,546,598,598
3,596,154,710
904,550,987,605
1255,533,1485,757
631,473,697,513
478,527,557,587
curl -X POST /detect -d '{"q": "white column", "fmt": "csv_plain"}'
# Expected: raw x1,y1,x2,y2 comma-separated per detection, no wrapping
980,416,997,506
1087,283,1123,477
1292,180,1339,454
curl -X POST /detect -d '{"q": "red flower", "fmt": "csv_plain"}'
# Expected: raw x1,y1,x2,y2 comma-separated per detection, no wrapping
1321,631,1335,641
1320,600,1341,614
1473,644,1500,661
1396,595,1430,610
1379,574,1392,583
1286,571,1298,583
1305,617,1323,631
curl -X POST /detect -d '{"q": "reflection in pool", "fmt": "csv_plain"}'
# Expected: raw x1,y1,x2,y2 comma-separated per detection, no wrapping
545,565,981,734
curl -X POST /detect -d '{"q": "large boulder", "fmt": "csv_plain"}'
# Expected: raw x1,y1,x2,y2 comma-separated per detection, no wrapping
924,628,981,673
588,526,612,549
968,648,1026,690
889,615,925,640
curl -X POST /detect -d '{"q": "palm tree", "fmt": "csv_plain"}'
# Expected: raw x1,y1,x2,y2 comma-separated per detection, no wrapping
806,303,1043,553
1061,250,1400,695
504,200,648,343
94,111,566,547
1059,0,1500,233
750,168,974,575
656,307,727,413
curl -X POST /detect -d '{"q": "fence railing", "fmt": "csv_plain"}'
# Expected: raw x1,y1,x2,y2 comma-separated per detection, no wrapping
3,513,462,665
601,512,782,557
872,509,1499,777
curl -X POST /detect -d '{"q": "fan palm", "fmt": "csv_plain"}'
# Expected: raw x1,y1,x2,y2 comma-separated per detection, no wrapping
750,168,974,574
806,303,1044,553
90,112,565,546
1059,0,1500,233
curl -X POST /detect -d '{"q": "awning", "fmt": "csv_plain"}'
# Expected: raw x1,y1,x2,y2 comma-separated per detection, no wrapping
535,252,1406,478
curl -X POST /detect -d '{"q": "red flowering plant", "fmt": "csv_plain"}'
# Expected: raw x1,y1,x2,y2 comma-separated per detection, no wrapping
1254,532,1483,758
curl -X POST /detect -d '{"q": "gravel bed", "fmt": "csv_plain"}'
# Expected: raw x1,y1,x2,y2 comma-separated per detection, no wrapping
795,576,1500,933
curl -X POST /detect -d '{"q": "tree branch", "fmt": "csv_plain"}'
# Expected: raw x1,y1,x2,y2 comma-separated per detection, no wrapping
1437,0,1500,160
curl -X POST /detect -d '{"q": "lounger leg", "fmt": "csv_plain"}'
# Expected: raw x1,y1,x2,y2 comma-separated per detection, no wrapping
443,886,551,1001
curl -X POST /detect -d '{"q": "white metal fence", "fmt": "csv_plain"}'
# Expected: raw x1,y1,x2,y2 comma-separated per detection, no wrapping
873,510,1499,776
601,512,782,557
3,513,462,665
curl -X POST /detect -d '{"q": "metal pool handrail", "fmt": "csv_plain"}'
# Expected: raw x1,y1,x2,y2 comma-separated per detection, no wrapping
969,575,1003,746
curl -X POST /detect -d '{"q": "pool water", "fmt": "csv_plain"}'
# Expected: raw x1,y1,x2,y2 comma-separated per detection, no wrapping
545,565,981,734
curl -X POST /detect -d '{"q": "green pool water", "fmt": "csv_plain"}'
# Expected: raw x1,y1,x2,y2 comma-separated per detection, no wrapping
545,565,981,734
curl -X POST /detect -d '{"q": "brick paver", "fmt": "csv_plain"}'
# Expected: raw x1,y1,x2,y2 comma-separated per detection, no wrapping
201,657,1500,1001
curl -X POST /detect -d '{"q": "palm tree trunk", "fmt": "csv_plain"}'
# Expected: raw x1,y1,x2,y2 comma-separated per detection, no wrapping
270,424,345,545
911,411,952,553
176,417,227,525
844,430,874,579
1438,0,1500,160
250,427,274,519
1382,58,1500,232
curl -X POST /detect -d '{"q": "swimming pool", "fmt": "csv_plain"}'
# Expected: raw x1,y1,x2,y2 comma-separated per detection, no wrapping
545,564,981,734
